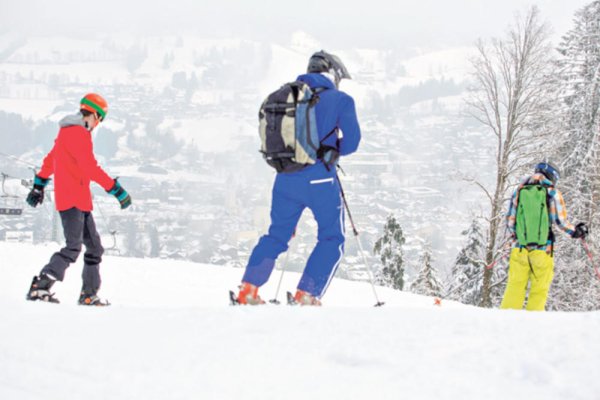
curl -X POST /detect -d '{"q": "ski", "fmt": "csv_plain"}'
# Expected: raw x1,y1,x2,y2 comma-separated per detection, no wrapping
229,290,240,306
80,301,111,307
229,290,281,306
26,289,60,304
79,296,111,306
84,300,111,307
26,293,60,304
286,291,297,306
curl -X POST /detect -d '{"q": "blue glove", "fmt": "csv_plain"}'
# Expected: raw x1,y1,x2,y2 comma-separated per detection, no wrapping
26,175,50,208
107,179,132,209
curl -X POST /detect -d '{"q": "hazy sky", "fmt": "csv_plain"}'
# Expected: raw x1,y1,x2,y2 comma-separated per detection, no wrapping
0,0,591,49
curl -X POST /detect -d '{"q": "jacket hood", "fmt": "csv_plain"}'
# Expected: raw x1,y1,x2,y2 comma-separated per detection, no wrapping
59,112,87,129
297,73,336,90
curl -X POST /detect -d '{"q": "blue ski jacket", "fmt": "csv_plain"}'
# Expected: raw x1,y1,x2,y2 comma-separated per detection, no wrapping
296,73,361,158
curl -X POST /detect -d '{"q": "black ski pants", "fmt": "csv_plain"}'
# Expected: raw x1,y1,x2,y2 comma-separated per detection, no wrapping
41,207,104,295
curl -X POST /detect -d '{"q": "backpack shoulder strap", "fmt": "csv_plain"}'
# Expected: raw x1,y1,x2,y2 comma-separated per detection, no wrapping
546,186,556,248
320,127,338,144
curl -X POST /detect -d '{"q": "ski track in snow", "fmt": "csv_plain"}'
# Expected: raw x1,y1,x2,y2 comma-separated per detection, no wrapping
0,242,599,400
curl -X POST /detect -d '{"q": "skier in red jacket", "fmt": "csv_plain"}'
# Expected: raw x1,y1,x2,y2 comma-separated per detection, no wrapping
25,93,131,306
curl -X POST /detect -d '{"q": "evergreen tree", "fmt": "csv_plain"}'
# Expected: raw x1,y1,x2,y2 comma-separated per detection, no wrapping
554,1,600,202
548,1,600,310
411,244,442,297
447,218,487,305
373,214,405,290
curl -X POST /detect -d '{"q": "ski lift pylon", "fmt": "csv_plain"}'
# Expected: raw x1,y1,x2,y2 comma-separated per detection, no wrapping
104,230,121,255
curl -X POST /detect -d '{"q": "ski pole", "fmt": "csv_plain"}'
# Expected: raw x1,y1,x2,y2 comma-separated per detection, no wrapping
270,229,296,304
336,173,385,307
444,247,512,300
581,238,600,281
486,248,512,270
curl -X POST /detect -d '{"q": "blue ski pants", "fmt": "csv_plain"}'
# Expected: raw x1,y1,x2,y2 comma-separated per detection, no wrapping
242,164,345,298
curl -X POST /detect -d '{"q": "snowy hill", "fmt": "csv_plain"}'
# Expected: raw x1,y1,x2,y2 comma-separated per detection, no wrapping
1,242,599,400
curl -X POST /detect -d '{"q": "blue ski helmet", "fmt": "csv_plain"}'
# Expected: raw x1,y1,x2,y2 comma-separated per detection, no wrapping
307,50,351,87
535,162,560,184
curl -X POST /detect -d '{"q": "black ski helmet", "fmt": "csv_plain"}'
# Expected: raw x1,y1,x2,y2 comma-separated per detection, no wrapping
307,50,351,87
535,162,560,184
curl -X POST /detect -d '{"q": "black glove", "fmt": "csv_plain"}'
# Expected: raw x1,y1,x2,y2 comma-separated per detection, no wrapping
317,145,340,170
572,222,588,239
26,175,50,208
107,179,132,209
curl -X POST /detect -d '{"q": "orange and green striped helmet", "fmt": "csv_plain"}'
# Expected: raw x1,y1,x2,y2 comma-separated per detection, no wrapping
80,93,108,121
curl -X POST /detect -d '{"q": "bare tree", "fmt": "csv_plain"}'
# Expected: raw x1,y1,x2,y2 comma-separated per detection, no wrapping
465,6,555,307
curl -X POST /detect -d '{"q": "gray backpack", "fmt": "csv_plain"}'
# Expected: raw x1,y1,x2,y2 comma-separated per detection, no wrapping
259,81,324,173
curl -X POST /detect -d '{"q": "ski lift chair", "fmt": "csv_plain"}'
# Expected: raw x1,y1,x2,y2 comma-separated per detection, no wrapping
0,173,23,216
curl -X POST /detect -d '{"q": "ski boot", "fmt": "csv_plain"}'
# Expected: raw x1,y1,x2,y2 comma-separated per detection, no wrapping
78,291,111,307
26,273,59,303
236,282,265,305
291,289,322,306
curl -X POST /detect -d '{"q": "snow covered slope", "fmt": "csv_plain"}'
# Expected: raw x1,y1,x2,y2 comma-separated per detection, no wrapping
1,241,598,400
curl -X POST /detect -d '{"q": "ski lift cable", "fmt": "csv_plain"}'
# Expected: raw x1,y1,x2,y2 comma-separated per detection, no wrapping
0,151,39,169
0,171,23,180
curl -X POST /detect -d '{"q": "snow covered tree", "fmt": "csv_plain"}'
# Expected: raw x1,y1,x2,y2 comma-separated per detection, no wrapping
465,6,555,307
547,1,600,310
553,2,600,207
447,218,487,305
373,214,405,290
411,244,442,297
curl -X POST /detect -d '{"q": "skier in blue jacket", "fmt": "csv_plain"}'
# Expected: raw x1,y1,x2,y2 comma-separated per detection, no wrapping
237,50,361,305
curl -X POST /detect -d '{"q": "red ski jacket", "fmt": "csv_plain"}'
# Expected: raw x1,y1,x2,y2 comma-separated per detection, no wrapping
38,115,114,212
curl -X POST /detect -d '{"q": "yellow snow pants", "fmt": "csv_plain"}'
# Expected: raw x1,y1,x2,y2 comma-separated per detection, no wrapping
500,247,554,311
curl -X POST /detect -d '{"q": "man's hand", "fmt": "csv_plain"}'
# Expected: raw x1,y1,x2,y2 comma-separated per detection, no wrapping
26,175,50,208
107,179,132,209
572,222,589,239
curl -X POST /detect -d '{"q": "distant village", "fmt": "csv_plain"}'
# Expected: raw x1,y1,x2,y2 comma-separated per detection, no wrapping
0,35,495,282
